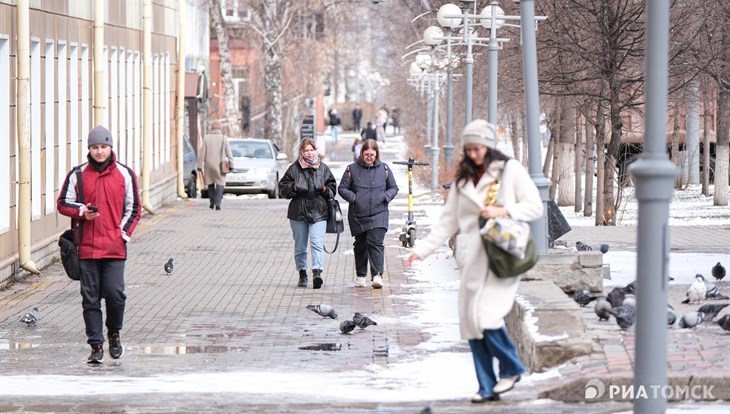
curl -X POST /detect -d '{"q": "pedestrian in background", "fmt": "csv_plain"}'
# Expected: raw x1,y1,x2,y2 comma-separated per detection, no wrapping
391,106,401,135
352,136,363,161
361,122,377,141
404,120,543,403
328,108,341,145
352,103,363,133
198,120,233,210
57,125,141,364
338,139,399,289
279,137,337,289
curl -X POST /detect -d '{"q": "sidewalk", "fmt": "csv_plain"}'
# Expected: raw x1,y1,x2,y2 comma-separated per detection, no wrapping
0,132,728,413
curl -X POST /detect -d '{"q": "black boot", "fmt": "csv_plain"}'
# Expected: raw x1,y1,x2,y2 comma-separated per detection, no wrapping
312,269,323,289
297,270,308,288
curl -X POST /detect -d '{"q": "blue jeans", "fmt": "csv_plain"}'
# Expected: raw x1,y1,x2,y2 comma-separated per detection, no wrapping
468,327,525,397
290,219,326,272
80,259,127,345
331,126,339,144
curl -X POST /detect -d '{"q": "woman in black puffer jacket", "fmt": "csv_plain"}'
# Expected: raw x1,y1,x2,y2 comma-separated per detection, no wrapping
279,138,337,289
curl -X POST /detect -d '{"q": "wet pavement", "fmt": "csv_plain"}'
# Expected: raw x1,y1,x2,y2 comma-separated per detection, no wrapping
0,132,729,413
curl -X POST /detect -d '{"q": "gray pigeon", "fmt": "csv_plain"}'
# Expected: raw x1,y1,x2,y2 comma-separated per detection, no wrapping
352,312,377,329
573,289,598,307
716,314,730,332
622,296,636,309
622,281,637,295
667,306,677,326
697,303,729,322
594,297,613,321
19,307,40,325
306,304,338,319
339,320,356,334
606,287,626,308
576,241,609,253
700,275,729,300
609,304,635,330
711,262,726,282
679,311,705,329
164,258,173,274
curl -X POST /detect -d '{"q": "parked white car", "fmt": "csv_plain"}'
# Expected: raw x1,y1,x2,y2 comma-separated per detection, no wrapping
225,138,288,199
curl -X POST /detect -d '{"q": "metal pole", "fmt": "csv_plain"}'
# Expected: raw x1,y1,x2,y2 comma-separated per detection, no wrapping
444,32,455,164
425,79,433,154
631,0,674,412
432,76,441,190
464,9,473,124
520,0,550,254
487,2,499,125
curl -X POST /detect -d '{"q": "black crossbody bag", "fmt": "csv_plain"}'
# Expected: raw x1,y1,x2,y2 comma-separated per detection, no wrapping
58,167,83,281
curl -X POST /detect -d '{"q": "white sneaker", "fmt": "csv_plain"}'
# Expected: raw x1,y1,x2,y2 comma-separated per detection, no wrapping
372,275,383,289
355,277,367,287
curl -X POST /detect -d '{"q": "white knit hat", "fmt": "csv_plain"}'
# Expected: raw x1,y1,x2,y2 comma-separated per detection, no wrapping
461,119,496,148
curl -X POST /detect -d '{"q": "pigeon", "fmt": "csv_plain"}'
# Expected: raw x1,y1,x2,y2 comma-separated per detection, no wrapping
606,287,626,308
576,241,609,253
164,258,174,274
682,274,707,304
679,311,705,329
608,304,635,330
306,304,338,319
667,306,677,326
697,303,729,322
622,281,637,295
712,262,726,282
700,275,729,300
352,312,377,329
716,314,730,332
594,297,613,321
573,289,598,307
622,296,636,309
19,307,40,325
339,320,357,334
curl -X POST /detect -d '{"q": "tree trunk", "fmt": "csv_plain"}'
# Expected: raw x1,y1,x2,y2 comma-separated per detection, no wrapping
549,108,560,200
671,101,682,188
262,1,283,148
685,80,700,184
543,134,554,178
584,116,595,217
702,78,711,196
595,108,606,226
557,102,576,206
714,75,729,206
574,111,583,213
210,0,241,136
510,114,521,163
602,88,623,226
521,112,529,167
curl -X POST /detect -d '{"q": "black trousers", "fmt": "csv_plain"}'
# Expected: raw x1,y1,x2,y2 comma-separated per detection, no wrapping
79,259,127,345
353,227,387,279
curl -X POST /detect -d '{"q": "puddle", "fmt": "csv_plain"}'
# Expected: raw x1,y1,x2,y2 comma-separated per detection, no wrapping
298,343,342,351
136,344,248,354
0,340,40,350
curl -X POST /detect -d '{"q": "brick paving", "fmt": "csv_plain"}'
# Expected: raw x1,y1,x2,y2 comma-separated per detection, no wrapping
0,132,728,412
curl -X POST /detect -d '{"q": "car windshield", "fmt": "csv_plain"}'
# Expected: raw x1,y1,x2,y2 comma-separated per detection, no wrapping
229,141,272,159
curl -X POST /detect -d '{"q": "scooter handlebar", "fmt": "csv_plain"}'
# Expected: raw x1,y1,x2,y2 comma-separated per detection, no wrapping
393,160,430,166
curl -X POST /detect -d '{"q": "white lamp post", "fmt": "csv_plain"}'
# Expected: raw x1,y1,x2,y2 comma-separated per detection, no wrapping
482,1,505,125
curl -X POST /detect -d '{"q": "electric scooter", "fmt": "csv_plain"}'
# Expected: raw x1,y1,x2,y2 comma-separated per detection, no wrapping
393,158,430,248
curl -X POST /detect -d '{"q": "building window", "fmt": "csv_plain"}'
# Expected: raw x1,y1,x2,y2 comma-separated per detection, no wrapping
118,47,126,165
69,43,79,168
31,38,41,220
110,46,118,163
0,35,10,233
164,53,170,163
45,39,55,215
58,41,67,189
81,44,90,151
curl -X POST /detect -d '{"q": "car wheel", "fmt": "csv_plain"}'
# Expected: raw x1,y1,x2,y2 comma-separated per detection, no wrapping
186,173,197,198
268,176,280,199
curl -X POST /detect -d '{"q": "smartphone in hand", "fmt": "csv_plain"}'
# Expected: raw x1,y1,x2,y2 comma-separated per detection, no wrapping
87,205,98,213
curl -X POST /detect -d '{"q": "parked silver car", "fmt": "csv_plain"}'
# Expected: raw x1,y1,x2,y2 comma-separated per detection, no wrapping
225,138,288,198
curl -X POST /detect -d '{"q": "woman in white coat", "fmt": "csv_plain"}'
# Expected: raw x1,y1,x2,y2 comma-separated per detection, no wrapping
405,119,543,404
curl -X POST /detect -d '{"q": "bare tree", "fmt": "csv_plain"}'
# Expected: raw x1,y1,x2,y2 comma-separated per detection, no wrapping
210,0,240,136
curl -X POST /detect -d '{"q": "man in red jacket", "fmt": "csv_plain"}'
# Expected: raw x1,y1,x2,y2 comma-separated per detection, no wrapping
57,125,141,363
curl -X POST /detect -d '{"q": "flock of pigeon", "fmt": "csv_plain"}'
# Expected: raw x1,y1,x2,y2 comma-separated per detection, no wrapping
573,261,729,332
305,304,378,334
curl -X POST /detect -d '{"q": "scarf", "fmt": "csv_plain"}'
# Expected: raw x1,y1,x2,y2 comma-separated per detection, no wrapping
298,151,320,169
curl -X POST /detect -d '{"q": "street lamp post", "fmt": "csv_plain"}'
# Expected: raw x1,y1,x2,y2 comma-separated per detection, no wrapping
444,29,456,164
482,1,505,125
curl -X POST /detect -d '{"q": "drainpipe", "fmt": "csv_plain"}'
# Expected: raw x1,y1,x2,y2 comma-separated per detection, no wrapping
93,0,104,125
15,0,40,275
141,0,155,213
176,0,187,198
